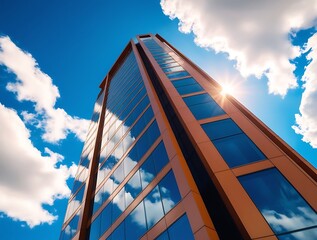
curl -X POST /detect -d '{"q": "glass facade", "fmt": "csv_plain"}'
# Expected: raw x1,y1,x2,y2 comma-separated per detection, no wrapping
239,168,317,239
202,119,266,168
156,214,194,240
87,48,184,239
61,35,317,240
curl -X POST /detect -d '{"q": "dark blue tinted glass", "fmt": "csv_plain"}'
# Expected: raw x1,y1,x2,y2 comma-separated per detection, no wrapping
93,188,103,214
152,141,169,174
172,77,196,87
155,231,169,240
89,213,101,240
130,107,154,138
72,179,84,195
202,118,242,140
176,83,204,95
159,171,181,213
213,134,265,167
60,211,80,240
111,162,124,185
160,62,179,68
168,215,194,240
100,203,112,236
128,120,160,163
125,170,142,206
144,186,164,228
239,168,317,235
163,66,184,73
278,227,317,240
189,102,225,120
93,179,113,214
108,221,125,240
166,71,190,79
125,202,147,240
183,94,225,119
156,57,174,64
140,155,156,190
112,188,126,222
183,93,212,106
159,61,178,68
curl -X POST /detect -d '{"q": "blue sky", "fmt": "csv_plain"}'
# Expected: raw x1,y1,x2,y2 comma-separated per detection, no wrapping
0,1,316,239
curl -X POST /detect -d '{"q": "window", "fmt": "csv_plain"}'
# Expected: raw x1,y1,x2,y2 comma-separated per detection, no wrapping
213,134,265,167
172,77,203,95
163,66,185,73
155,214,194,240
166,71,190,80
239,168,317,236
125,170,142,206
60,209,81,240
125,202,147,240
202,118,241,140
183,93,225,120
159,171,181,213
107,221,125,240
112,187,126,222
160,62,179,68
144,186,165,228
202,119,266,168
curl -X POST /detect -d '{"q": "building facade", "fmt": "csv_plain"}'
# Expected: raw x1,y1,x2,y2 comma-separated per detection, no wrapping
60,34,317,240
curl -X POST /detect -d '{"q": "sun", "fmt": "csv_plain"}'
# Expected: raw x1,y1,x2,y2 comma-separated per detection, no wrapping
221,83,234,96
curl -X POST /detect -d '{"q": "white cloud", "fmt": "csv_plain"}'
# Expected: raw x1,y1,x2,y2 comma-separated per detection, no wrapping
0,36,89,143
292,33,317,148
0,103,73,227
160,0,317,97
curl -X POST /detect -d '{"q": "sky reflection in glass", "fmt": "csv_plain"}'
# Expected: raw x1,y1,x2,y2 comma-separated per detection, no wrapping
239,168,317,235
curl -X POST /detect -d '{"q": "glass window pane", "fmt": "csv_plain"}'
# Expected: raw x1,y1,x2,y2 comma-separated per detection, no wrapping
123,155,138,178
62,210,80,240
163,66,184,73
188,102,225,120
183,93,212,106
144,186,164,228
125,170,142,206
172,77,196,87
202,118,242,140
100,203,112,236
140,155,156,190
152,142,169,174
89,213,101,240
156,57,174,64
159,171,181,214
213,134,265,167
112,162,125,185
159,61,178,68
161,62,179,68
278,227,317,240
176,83,204,95
166,71,190,80
239,168,317,235
155,231,169,240
107,221,125,240
112,188,126,222
93,188,104,214
125,202,147,240
168,215,194,240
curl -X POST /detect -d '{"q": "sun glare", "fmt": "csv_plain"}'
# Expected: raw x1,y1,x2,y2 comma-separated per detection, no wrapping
221,83,234,96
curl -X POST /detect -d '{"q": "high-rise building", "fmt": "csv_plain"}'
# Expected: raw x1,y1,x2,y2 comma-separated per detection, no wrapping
60,34,317,240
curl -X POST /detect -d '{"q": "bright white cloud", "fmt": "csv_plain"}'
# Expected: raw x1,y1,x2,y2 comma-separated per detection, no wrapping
160,0,317,97
0,103,74,227
0,36,89,143
292,33,317,148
